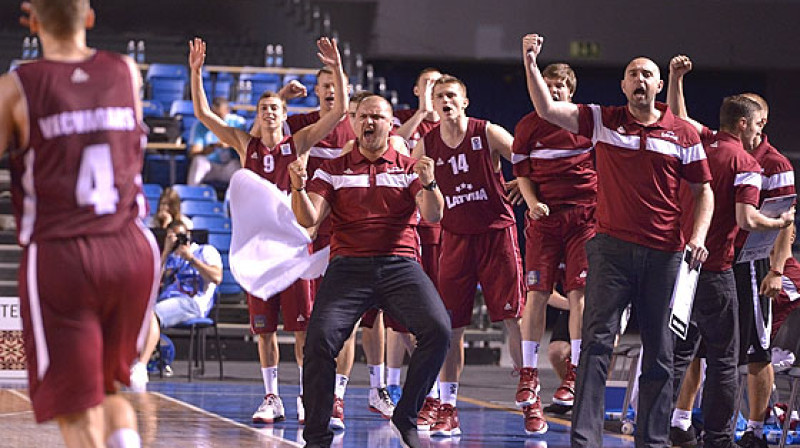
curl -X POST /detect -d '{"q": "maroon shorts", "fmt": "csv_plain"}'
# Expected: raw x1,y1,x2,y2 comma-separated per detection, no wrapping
19,223,159,423
248,277,313,333
524,204,595,293
438,226,525,328
361,308,409,333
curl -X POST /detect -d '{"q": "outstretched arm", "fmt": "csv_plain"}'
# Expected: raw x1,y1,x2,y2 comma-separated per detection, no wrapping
294,38,348,155
188,38,250,160
666,55,703,133
522,34,579,133
396,77,436,141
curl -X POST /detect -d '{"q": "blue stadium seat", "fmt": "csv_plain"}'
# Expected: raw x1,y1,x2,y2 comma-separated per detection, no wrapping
169,289,223,381
169,100,198,142
173,184,217,202
207,232,232,253
300,74,317,85
146,198,159,216
146,63,188,82
213,72,235,101
142,183,163,200
218,268,243,295
143,153,188,187
192,216,232,234
150,79,187,110
181,200,225,218
240,72,282,104
142,100,165,118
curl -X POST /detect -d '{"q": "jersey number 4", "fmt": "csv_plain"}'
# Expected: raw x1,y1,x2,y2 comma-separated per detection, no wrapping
448,153,470,175
76,144,119,215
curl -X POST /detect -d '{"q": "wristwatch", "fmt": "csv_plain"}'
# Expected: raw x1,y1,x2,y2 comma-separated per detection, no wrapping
422,180,438,191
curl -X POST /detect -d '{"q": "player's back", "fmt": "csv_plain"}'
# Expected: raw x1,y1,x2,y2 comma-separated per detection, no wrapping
10,51,146,245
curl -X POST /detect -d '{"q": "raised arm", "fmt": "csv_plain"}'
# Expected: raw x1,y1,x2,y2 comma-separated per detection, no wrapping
293,38,348,155
522,34,580,133
414,156,444,222
188,38,250,159
686,181,714,268
288,158,331,227
410,138,426,160
667,55,703,133
396,77,435,141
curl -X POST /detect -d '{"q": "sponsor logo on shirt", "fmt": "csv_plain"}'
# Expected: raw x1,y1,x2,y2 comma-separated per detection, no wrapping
343,168,354,174
660,130,679,142
70,68,89,84
445,188,488,209
471,136,483,151
297,315,305,322
579,270,587,279
504,303,513,311
253,315,267,329
617,126,626,134
387,166,404,173
527,270,540,286
280,143,292,155
535,141,544,148
251,152,259,159
436,158,445,166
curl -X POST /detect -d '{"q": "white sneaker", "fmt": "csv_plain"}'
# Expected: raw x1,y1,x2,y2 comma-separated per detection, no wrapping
252,394,285,423
129,362,148,393
297,395,305,424
368,387,395,419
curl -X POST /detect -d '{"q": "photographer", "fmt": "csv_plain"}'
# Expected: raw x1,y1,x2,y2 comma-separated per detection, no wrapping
130,220,222,390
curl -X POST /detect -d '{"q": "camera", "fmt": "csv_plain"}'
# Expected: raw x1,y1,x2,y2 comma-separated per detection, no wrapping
175,233,190,247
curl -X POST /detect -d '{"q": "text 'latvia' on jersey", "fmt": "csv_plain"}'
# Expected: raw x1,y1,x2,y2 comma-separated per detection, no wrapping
10,51,147,245
244,136,298,193
423,118,515,234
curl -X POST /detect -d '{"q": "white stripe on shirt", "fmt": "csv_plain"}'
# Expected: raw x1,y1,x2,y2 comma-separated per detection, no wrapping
762,171,795,191
735,172,762,189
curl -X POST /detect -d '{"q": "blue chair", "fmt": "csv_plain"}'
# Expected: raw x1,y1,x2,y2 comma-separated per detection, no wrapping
240,72,282,104
169,100,198,142
142,100,165,118
146,198,159,216
192,216,232,233
207,232,232,253
300,74,318,85
173,184,217,202
218,268,243,296
213,72,235,101
146,63,188,82
150,79,187,110
181,200,224,218
142,184,163,202
143,153,188,187
168,289,223,381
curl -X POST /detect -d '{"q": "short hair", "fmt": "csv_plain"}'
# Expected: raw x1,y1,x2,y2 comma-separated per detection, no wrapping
211,97,229,109
542,63,577,95
356,94,393,117
168,219,189,232
350,90,375,106
741,92,769,115
256,91,287,112
316,67,349,82
719,95,762,131
415,67,441,85
433,74,467,98
31,0,89,38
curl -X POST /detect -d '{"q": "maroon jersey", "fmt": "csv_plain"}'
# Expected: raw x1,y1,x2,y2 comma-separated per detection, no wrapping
423,118,515,235
307,141,422,258
393,108,440,148
774,256,800,335
243,136,298,193
512,111,596,208
679,129,761,272
734,133,796,249
576,103,711,252
10,51,147,245
284,110,355,175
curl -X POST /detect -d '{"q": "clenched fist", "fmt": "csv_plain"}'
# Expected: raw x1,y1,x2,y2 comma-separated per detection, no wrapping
414,156,436,187
288,158,308,191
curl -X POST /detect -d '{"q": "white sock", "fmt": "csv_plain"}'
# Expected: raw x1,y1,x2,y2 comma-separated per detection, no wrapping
426,379,440,399
387,367,402,386
522,341,540,368
368,363,385,388
671,408,692,431
746,420,764,437
334,374,349,399
571,339,582,364
298,366,303,395
262,366,278,396
106,428,141,448
439,381,458,406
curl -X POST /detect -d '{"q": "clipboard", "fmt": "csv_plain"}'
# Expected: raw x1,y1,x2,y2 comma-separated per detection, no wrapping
669,248,701,340
737,194,796,264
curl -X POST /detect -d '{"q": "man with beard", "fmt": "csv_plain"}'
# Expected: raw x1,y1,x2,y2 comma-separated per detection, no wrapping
522,34,714,448
289,94,451,448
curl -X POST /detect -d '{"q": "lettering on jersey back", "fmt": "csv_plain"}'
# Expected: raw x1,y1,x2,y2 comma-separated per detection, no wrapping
38,107,136,139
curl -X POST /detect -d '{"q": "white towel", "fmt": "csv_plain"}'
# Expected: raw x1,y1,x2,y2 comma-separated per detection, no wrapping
228,169,329,301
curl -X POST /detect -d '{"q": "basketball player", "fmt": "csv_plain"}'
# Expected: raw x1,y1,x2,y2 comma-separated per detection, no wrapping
0,1,159,447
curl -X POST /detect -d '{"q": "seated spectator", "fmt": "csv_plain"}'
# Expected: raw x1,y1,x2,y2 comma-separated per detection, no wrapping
187,97,246,186
130,220,222,390
149,186,194,230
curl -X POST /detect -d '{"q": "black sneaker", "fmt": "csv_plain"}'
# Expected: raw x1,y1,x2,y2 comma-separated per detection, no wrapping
736,431,767,448
391,417,422,448
543,402,572,415
670,425,698,448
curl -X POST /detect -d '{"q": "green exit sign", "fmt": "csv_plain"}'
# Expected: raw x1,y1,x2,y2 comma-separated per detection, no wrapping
570,41,601,59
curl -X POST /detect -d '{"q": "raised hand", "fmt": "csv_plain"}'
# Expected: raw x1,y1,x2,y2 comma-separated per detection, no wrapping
19,2,31,29
279,80,308,100
522,34,544,66
669,55,693,78
316,37,342,68
188,38,207,72
288,158,309,191
419,77,436,113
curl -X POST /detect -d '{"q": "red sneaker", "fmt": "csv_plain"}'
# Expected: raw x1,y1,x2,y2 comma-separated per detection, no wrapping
329,397,345,431
523,397,548,435
416,397,440,431
431,403,461,437
553,362,576,406
515,367,540,408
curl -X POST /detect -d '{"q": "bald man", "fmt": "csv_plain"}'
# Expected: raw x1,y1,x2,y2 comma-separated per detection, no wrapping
522,34,714,448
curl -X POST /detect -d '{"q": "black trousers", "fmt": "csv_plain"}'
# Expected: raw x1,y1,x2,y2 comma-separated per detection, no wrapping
672,269,739,448
302,256,451,448
571,234,681,448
